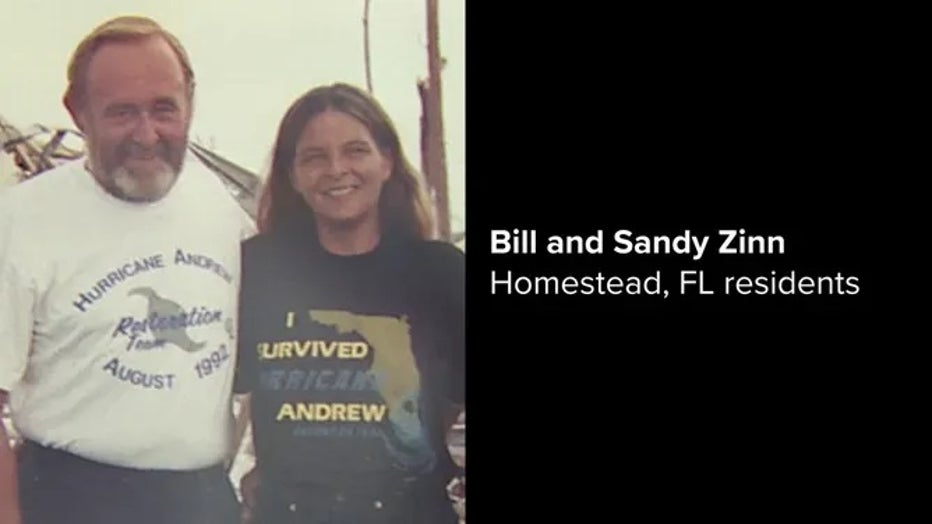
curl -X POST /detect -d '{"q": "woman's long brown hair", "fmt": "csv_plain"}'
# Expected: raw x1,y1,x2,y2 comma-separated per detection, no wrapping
257,83,433,241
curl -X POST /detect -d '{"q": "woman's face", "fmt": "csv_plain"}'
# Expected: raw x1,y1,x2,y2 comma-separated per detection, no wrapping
291,109,392,229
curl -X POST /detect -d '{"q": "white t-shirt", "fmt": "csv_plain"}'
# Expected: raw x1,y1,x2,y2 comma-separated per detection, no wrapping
0,155,256,470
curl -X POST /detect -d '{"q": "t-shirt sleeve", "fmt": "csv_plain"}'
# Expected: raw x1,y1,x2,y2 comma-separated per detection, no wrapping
240,209,258,241
233,240,259,394
424,241,465,406
0,202,35,392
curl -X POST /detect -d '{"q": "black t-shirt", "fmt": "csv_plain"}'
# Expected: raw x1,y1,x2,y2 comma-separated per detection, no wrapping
234,229,464,485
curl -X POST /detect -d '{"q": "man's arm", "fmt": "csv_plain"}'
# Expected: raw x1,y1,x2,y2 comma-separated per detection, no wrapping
228,393,251,470
0,181,36,524
0,391,22,524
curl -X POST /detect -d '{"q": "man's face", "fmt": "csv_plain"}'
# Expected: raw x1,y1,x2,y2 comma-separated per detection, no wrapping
70,36,191,202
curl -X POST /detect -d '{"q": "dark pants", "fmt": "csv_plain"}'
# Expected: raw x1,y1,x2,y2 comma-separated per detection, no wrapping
17,440,240,524
254,476,459,524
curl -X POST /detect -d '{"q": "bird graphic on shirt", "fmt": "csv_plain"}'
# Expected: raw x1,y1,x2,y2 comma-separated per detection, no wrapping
128,287,207,353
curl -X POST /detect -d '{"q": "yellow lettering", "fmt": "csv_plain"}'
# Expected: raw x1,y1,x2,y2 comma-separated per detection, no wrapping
277,403,384,422
318,341,337,358
276,403,296,421
337,342,353,358
362,404,387,422
294,340,311,358
276,342,293,359
352,342,368,358
258,343,276,360
286,311,294,328
315,403,332,421
331,403,347,421
335,342,369,359
258,340,365,360
296,403,314,421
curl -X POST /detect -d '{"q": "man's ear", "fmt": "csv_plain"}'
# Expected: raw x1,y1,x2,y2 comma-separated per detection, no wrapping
186,83,196,121
63,93,86,133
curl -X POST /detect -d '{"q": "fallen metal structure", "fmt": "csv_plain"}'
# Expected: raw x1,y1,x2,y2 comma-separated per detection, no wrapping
1,114,84,187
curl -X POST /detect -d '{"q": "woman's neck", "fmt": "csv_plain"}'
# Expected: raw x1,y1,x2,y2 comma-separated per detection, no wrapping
316,218,382,255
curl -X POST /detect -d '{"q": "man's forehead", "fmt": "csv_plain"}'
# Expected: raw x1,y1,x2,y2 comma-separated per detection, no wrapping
85,36,187,101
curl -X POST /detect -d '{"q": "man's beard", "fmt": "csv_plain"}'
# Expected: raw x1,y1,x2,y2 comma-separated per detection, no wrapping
90,138,186,202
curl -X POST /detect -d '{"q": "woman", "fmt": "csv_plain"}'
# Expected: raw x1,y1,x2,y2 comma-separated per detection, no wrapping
234,83,464,523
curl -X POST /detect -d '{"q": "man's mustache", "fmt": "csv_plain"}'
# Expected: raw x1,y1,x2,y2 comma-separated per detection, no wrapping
116,140,176,162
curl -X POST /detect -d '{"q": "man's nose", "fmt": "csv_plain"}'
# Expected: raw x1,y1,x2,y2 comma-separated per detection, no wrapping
131,113,159,147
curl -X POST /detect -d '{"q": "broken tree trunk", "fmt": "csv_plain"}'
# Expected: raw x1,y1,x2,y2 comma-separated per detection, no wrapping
419,0,451,241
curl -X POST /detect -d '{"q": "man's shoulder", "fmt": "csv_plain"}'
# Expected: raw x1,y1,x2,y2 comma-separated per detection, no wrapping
0,160,85,220
0,160,84,200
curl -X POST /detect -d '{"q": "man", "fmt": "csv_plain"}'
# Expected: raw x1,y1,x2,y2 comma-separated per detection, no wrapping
0,16,254,524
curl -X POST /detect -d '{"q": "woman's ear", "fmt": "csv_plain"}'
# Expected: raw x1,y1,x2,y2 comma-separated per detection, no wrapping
378,149,394,182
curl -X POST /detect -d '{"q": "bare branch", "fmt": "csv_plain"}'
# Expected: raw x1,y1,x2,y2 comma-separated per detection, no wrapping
364,0,373,93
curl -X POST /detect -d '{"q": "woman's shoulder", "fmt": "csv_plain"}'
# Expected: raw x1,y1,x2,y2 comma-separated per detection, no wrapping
391,239,464,289
406,239,464,263
389,239,464,276
243,230,301,256
240,231,311,277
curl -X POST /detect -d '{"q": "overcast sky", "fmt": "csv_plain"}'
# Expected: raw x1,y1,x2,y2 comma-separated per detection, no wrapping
0,0,465,231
